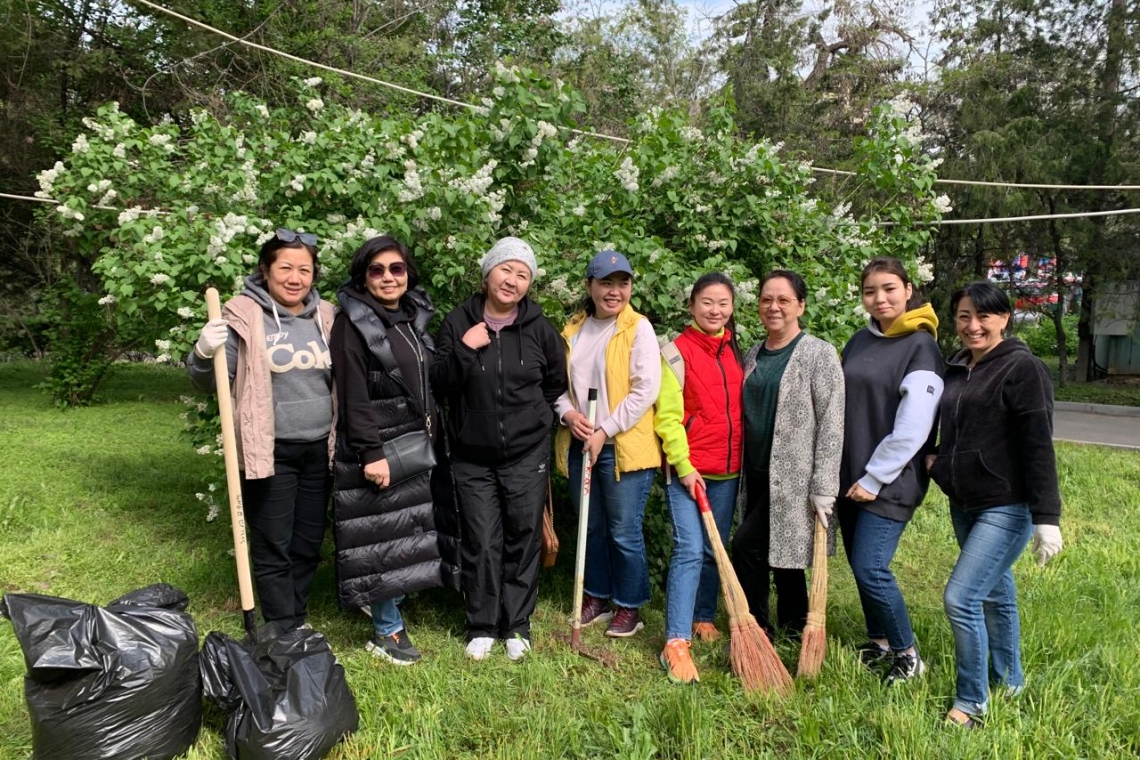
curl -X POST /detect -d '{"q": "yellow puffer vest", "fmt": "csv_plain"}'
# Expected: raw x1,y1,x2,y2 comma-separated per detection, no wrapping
555,304,660,479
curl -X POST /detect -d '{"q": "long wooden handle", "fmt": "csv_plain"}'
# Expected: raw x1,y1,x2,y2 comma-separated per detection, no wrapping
570,388,599,647
206,288,257,637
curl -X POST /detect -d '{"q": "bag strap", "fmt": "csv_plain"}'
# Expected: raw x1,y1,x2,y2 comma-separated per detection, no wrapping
659,338,685,389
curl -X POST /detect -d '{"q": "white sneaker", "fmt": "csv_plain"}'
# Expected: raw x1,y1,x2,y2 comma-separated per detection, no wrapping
506,635,532,662
465,636,496,661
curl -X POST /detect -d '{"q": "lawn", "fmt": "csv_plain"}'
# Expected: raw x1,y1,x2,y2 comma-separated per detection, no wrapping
2,361,1139,759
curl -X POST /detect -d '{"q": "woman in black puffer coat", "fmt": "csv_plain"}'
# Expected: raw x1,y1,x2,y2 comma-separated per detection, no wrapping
330,236,460,666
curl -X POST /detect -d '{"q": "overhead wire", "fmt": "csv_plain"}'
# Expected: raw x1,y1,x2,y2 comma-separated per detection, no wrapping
2,0,1136,225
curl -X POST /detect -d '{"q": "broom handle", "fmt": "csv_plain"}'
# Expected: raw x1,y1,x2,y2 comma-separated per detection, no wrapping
206,288,258,638
695,483,745,622
808,516,828,606
569,389,598,648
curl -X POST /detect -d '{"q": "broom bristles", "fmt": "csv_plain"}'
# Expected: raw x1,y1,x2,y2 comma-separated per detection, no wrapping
700,507,794,695
797,518,830,679
732,614,794,695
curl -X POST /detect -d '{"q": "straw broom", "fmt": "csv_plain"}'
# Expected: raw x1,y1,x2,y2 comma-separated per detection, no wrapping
796,517,829,678
696,485,793,696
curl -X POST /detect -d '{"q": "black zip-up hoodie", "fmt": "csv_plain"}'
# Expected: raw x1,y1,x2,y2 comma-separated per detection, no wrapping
930,338,1061,525
431,293,567,466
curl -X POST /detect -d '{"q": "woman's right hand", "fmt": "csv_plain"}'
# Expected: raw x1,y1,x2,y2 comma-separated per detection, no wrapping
679,471,706,501
461,321,491,350
194,318,229,358
563,410,594,441
583,428,607,465
363,458,391,489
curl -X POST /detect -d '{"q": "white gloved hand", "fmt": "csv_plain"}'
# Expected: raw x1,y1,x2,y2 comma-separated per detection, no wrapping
809,494,835,529
1031,524,1063,566
194,318,229,359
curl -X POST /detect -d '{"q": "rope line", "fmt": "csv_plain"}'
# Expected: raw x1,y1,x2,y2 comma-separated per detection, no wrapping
811,166,1140,191
4,190,1137,227
126,1,1138,185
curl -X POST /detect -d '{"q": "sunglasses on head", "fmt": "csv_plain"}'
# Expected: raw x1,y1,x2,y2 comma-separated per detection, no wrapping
276,228,318,246
367,262,407,279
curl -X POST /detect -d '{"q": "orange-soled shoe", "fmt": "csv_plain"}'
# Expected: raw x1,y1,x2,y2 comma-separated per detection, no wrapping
660,638,700,684
692,622,723,642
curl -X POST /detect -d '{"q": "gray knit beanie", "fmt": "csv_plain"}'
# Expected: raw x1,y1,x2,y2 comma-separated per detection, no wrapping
481,236,538,280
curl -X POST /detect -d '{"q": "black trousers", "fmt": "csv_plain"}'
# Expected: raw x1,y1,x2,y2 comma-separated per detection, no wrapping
452,445,547,640
240,438,330,630
730,472,808,635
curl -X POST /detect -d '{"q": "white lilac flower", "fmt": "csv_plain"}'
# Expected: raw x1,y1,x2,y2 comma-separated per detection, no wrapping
304,77,323,87
305,98,324,113
177,306,194,319
915,257,935,283
651,165,679,187
36,161,66,194
155,353,170,363
150,273,171,285
72,134,90,153
196,445,211,455
300,131,317,145
98,294,116,305
492,86,505,99
572,204,586,217
256,104,270,118
289,175,306,192
932,194,953,214
427,207,442,221
614,157,639,193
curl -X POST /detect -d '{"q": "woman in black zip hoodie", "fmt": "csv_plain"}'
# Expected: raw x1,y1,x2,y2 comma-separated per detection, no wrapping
431,237,567,662
928,281,1062,728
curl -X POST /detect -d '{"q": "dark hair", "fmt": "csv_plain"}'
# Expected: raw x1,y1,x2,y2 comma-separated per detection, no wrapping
861,256,924,310
760,269,807,303
348,235,419,292
689,272,743,364
950,281,1011,317
259,235,320,281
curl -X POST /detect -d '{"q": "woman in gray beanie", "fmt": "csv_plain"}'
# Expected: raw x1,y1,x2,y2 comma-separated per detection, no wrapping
431,237,567,662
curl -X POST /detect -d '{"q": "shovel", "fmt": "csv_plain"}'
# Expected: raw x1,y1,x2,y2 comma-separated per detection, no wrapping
206,287,257,639
552,389,618,669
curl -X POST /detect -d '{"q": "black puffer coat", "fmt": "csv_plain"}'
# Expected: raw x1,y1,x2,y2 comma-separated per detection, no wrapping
330,284,460,608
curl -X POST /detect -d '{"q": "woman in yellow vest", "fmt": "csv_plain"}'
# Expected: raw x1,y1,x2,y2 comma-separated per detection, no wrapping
555,250,662,637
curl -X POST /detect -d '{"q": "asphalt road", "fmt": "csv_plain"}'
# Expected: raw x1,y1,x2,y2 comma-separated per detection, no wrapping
1054,406,1140,450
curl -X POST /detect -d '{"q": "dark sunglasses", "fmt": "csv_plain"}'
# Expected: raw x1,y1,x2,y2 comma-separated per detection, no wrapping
276,228,318,246
367,262,407,279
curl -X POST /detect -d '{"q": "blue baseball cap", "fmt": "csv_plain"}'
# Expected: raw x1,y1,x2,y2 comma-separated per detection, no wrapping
585,250,633,279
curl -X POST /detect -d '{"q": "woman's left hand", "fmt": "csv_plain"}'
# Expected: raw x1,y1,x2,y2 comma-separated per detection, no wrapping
846,483,876,503
363,458,391,489
584,428,606,465
679,471,706,501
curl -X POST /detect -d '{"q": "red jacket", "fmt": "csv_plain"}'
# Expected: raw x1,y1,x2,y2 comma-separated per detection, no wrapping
675,326,743,475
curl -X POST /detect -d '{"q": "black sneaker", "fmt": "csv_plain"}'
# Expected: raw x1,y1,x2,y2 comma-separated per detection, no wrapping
605,607,644,638
857,641,891,668
366,629,422,665
885,651,926,684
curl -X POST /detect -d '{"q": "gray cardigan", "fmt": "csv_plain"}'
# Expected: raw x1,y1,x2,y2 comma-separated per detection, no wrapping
740,333,845,568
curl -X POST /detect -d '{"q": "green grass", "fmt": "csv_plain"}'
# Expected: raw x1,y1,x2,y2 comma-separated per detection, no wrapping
1039,355,1140,407
2,360,1140,759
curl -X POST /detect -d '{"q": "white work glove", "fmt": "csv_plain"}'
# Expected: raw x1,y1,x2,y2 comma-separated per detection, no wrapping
809,494,835,529
194,318,229,359
1031,525,1063,566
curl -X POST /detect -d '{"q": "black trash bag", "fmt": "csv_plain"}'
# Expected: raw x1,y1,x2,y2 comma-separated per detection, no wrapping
0,583,202,760
200,623,359,760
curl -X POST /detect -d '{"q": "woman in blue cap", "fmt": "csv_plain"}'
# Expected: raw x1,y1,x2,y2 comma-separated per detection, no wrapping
554,250,662,638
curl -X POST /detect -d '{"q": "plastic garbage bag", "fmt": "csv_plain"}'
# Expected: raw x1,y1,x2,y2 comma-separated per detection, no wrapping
0,583,202,760
200,623,359,760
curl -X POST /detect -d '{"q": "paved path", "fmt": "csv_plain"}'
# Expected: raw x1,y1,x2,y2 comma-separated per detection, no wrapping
1053,403,1140,450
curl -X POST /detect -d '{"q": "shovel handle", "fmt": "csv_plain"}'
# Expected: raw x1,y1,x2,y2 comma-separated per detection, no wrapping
569,388,599,645
206,288,257,637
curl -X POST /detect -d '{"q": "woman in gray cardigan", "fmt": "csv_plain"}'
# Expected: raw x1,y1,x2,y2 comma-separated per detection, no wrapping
730,269,845,636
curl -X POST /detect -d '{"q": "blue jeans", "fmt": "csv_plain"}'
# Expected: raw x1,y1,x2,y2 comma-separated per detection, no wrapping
371,595,406,637
944,504,1033,716
841,505,916,651
664,476,738,641
568,442,655,609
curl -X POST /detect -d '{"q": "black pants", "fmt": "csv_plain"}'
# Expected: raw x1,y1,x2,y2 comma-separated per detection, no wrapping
730,472,807,635
452,445,547,640
240,438,331,630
